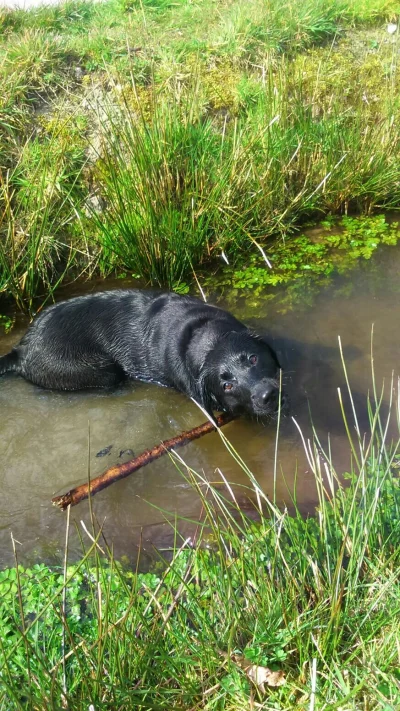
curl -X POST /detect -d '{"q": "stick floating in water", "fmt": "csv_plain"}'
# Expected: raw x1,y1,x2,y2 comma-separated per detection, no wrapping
52,413,235,510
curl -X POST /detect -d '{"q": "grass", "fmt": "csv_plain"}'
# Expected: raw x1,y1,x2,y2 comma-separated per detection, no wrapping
1,359,400,708
91,70,400,288
0,123,87,311
90,96,229,287
1,0,400,310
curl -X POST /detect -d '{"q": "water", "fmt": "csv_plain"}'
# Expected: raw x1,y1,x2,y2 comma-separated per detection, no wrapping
0,246,399,568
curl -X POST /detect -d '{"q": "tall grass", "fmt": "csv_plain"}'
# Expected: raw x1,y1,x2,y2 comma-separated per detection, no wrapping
91,97,228,287
0,129,87,312
215,0,343,57
91,49,400,287
1,0,400,306
1,359,400,708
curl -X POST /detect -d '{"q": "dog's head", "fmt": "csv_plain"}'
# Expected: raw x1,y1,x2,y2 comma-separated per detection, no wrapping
200,331,286,419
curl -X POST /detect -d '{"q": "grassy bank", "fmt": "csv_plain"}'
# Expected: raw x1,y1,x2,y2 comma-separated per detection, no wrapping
0,0,400,312
1,371,400,709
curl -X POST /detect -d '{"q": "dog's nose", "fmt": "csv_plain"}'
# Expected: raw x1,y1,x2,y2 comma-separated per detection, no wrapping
260,384,278,404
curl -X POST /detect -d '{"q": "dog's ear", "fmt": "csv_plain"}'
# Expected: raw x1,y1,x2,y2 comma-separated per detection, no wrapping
196,367,217,419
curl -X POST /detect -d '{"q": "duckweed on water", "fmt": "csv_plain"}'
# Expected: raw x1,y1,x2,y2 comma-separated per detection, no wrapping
207,215,400,313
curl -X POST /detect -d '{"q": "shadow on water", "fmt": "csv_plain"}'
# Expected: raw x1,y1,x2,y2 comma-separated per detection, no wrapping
0,245,399,568
269,333,369,432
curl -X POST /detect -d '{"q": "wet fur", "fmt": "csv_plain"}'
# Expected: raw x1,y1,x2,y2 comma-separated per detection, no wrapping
0,289,281,418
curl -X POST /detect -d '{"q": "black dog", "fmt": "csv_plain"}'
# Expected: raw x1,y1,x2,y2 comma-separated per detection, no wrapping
0,290,282,418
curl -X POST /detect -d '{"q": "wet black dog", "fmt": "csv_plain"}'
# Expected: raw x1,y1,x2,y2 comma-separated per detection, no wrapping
0,290,282,418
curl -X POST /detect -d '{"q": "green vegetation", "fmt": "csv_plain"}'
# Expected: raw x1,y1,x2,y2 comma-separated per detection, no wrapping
2,4,400,707
206,214,400,314
0,128,87,312
1,369,400,708
1,0,400,311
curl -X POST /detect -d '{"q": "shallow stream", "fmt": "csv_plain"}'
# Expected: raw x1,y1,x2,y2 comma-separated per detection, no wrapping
0,245,399,568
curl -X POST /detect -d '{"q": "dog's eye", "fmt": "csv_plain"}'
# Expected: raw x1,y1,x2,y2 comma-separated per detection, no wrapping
221,371,232,380
249,354,257,365
223,383,233,391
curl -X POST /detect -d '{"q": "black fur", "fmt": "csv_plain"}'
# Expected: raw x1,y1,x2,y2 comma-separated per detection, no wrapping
0,290,282,418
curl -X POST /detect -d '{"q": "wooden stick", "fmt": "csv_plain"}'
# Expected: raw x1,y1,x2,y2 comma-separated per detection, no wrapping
52,413,235,510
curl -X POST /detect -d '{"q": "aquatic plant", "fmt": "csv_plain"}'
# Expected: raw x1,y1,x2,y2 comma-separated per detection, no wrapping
205,214,400,314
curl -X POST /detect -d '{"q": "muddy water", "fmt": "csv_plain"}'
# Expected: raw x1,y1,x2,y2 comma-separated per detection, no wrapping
0,247,399,568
